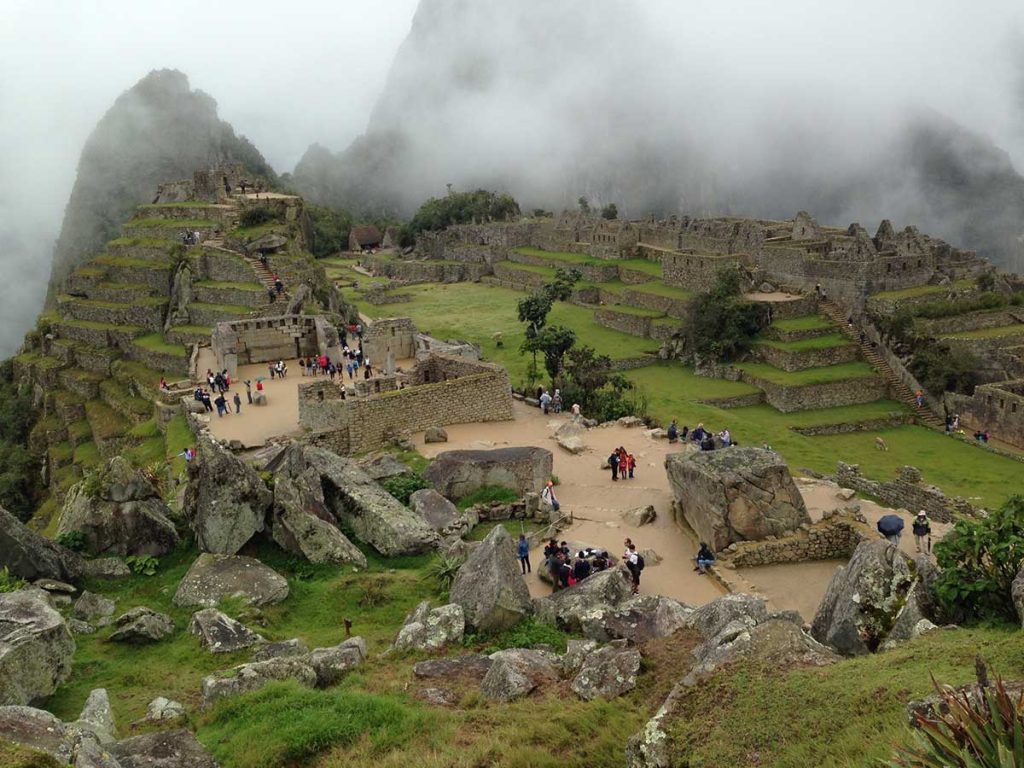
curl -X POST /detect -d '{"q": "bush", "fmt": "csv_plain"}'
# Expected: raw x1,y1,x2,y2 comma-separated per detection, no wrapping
0,359,43,521
455,486,519,510
889,668,1024,767
380,473,430,506
306,204,353,258
125,555,158,576
682,267,764,362
933,496,1024,623
407,189,520,239
55,530,86,552
464,618,569,654
0,566,26,593
238,206,282,228
909,340,979,396
423,553,464,596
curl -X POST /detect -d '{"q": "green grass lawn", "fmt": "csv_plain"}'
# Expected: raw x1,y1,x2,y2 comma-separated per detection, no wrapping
361,282,658,387
512,246,601,266
617,258,663,277
873,278,975,300
939,323,1024,339
133,333,187,357
128,217,217,229
770,315,833,332
735,360,877,386
756,333,855,351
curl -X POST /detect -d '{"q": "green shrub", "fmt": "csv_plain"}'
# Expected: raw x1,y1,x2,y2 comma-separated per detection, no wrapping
380,473,429,505
912,291,1007,320
934,496,1024,623
889,668,1023,767
464,618,569,654
196,681,431,768
125,555,159,576
681,267,765,362
909,340,979,396
238,206,283,228
55,530,86,552
423,553,464,596
455,485,519,511
0,566,26,593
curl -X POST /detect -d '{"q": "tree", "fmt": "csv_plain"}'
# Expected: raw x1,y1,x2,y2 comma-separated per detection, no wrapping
682,267,764,362
577,196,591,214
600,203,618,220
517,293,554,339
407,189,520,239
909,341,979,397
933,495,1024,622
306,204,353,258
522,326,576,381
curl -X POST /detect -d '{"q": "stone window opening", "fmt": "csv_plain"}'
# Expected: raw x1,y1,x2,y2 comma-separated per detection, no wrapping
1000,399,1005,409
1013,403,1018,413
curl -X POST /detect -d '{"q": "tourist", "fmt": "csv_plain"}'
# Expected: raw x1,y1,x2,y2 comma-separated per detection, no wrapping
691,423,706,443
558,555,572,589
553,389,562,414
214,393,228,417
298,357,306,376
244,380,253,404
571,403,581,419
545,543,562,592
573,553,592,582
667,419,679,443
319,354,329,374
159,377,168,391
259,251,268,269
233,392,242,414
695,543,716,575
274,275,284,295
719,427,731,447
268,363,276,380
308,358,316,376
701,433,716,452
328,362,337,381
364,362,372,380
276,360,286,378
625,543,643,595
608,450,620,481
267,287,276,304
539,389,552,415
541,480,560,513
915,390,924,408
592,552,609,572
625,453,636,479
952,414,960,431
912,511,932,554
517,534,531,575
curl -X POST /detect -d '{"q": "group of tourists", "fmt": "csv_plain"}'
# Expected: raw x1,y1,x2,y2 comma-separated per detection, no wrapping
538,388,563,415
196,366,265,417
667,419,736,451
606,446,637,481
181,230,202,246
267,360,288,379
266,274,285,303
539,538,618,591
941,411,992,443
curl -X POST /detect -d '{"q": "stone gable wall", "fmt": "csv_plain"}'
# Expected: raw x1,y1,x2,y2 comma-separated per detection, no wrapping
360,317,418,366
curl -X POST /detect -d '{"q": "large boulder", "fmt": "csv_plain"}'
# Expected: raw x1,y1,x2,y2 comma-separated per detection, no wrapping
480,648,561,702
201,656,318,708
1013,565,1024,628
58,458,179,557
408,489,462,533
358,454,412,482
0,705,74,763
393,601,465,651
70,687,116,745
304,447,439,556
690,593,769,641
811,539,917,655
271,471,366,567
449,525,533,633
173,553,289,608
664,448,810,551
425,447,552,501
306,637,367,687
589,595,693,644
533,567,634,635
570,641,642,700
183,439,272,555
0,589,75,705
424,426,448,443
108,607,174,644
251,638,308,662
111,729,219,768
0,505,84,583
144,697,186,723
74,591,116,625
188,608,264,653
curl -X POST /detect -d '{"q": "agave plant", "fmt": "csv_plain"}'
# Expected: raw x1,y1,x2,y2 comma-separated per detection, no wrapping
889,671,1024,767
423,553,464,596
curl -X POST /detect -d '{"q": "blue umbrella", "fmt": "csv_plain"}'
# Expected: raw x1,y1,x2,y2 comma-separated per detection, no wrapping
877,514,905,536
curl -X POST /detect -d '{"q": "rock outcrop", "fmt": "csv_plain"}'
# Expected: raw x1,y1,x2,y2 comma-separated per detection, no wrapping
271,471,366,567
108,607,174,644
665,447,810,551
188,608,264,653
533,567,634,635
811,539,924,655
425,447,552,501
144,697,186,723
413,654,493,681
1013,565,1024,628
72,687,116,744
449,525,533,632
111,728,219,768
393,601,465,651
0,705,75,763
305,447,438,556
306,637,367,687
0,589,75,705
480,648,561,702
570,641,641,700
424,426,448,443
184,440,272,555
73,591,116,625
408,489,462,534
0,505,84,583
173,553,289,608
58,457,179,557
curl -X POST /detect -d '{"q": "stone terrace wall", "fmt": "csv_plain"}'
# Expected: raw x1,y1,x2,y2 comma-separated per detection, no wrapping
621,289,689,319
662,252,742,292
755,342,859,372
721,510,870,567
916,308,1024,336
753,295,819,321
301,355,512,454
739,371,886,412
834,462,978,521
594,308,653,338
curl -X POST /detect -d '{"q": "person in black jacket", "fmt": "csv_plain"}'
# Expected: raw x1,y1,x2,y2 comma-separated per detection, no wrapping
912,511,932,554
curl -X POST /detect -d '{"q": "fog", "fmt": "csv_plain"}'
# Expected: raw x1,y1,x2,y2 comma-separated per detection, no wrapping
2,0,1024,356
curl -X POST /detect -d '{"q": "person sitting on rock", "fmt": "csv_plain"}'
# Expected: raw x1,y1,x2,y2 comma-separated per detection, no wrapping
701,433,716,451
691,423,706,443
572,553,592,583
694,543,716,575
667,419,679,442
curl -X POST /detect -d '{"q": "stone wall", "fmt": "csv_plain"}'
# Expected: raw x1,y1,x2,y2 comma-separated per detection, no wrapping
916,308,1024,336
865,285,982,315
57,297,167,331
621,289,690,319
199,250,257,284
124,343,189,376
360,318,418,369
491,263,549,289
593,308,653,338
755,342,860,372
301,353,513,454
91,263,173,294
662,252,743,292
192,283,265,307
833,462,978,521
739,370,886,412
722,510,870,567
212,314,334,373
752,295,820,320
789,413,914,436
948,379,1024,449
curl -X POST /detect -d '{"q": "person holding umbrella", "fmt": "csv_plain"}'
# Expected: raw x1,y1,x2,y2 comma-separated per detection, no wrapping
912,511,932,554
876,514,905,547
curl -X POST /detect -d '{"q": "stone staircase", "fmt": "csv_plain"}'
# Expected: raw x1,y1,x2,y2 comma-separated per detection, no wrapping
203,240,289,308
821,300,944,428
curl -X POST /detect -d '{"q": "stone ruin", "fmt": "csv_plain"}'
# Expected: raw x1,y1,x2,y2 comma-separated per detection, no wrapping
833,462,978,521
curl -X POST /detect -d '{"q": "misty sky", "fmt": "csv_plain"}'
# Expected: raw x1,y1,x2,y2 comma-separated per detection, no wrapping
2,0,1024,356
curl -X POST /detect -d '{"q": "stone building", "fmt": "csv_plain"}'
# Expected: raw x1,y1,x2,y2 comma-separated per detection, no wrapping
349,225,383,252
211,315,341,375
948,379,1024,448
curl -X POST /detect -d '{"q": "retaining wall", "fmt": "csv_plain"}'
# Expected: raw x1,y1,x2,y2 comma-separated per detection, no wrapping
833,462,977,521
755,341,859,372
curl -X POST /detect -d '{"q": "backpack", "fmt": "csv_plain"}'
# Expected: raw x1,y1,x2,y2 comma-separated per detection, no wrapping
635,554,645,572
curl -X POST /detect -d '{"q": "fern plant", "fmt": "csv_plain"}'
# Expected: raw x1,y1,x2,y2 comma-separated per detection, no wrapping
889,672,1024,767
125,555,159,576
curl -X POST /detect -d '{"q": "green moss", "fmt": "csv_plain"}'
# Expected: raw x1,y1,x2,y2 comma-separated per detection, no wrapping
68,420,93,443
73,441,100,466
132,334,187,358
48,441,73,463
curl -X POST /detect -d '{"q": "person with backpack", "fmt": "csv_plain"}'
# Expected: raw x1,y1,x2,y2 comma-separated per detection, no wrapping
517,534,531,575
541,480,560,513
912,511,932,554
625,543,644,595
572,553,592,583
608,451,620,481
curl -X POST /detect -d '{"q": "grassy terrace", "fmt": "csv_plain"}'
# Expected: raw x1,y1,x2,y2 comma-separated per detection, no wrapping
769,315,832,332
138,201,216,209
621,281,692,299
498,261,557,277
512,246,600,266
592,303,663,317
107,236,172,248
127,217,217,229
187,301,254,316
735,360,877,386
230,222,286,240
133,333,187,357
56,318,143,335
939,323,1024,339
195,280,265,292
872,277,975,300
94,255,171,269
629,362,1019,509
59,295,167,310
756,333,855,351
616,258,663,276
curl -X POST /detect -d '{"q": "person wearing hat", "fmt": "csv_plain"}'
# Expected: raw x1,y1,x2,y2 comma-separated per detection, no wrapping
912,511,932,554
